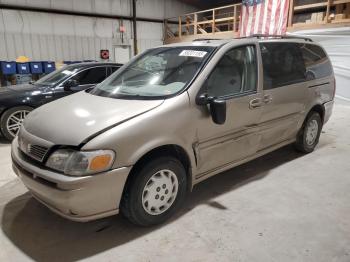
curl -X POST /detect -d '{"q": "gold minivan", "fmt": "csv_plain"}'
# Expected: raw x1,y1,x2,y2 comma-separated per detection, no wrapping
11,36,335,226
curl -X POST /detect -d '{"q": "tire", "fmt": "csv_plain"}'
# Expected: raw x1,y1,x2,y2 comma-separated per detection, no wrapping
0,106,33,141
295,111,322,153
121,156,187,226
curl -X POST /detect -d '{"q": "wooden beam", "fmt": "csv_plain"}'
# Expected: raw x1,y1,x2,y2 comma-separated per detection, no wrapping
333,0,350,5
194,13,197,34
233,5,237,32
326,0,332,22
186,16,190,35
294,2,328,11
178,16,182,38
288,0,294,27
212,9,215,34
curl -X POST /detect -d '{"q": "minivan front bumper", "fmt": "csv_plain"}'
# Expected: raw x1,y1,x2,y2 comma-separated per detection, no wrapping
11,137,131,222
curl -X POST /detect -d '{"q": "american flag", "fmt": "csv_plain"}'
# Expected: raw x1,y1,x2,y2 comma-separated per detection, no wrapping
239,0,290,37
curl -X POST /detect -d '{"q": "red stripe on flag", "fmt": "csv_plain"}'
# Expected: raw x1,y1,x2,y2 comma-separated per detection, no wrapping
239,0,290,37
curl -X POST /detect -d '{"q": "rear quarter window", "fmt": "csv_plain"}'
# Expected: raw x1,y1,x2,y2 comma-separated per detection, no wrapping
299,44,333,80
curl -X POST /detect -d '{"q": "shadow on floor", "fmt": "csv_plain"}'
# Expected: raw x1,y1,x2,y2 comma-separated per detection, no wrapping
1,145,304,261
0,136,10,146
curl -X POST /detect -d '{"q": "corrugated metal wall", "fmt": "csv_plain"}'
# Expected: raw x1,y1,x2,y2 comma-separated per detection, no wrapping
293,27,350,99
0,0,197,61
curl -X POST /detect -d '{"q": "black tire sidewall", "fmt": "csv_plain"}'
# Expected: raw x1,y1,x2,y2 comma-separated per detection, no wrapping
124,157,187,226
0,106,33,141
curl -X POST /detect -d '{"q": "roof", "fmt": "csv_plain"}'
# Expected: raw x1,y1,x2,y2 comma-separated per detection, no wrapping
65,62,123,70
162,34,315,48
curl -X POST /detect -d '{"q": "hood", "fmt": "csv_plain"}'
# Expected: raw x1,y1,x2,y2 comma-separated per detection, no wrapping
23,91,164,146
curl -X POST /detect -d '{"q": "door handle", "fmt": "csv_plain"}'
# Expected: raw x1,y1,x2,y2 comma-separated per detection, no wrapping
249,98,262,109
263,94,272,104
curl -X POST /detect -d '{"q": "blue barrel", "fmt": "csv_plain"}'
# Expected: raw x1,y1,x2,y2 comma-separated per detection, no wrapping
42,61,56,73
29,62,43,74
0,61,16,75
16,63,30,74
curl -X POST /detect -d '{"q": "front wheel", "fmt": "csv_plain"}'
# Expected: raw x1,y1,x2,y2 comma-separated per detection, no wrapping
295,111,322,153
121,157,187,226
0,106,32,141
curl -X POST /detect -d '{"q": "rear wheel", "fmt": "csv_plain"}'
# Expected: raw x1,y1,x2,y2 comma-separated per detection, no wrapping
0,106,32,141
295,111,322,153
121,156,187,226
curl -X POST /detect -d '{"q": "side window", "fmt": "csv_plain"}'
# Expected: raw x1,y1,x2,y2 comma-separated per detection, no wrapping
299,44,332,80
206,45,257,97
71,67,107,85
260,43,306,89
107,66,120,77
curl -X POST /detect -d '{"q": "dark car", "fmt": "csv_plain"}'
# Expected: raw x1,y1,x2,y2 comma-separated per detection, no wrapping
0,62,122,140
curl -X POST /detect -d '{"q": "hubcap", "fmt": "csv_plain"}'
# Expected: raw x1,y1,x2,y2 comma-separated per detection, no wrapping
6,110,30,137
305,119,319,146
142,169,179,215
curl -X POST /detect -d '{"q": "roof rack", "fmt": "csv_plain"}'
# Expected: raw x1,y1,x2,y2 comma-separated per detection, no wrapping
249,34,313,42
192,38,223,42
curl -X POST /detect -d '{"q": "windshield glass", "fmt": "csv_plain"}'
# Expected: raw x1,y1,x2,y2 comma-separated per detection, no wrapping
35,66,79,86
90,46,214,99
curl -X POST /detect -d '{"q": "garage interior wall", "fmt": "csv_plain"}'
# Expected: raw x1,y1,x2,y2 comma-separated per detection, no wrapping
292,27,350,99
0,0,197,62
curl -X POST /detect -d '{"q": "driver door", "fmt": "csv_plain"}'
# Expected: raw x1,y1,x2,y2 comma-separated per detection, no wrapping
195,45,263,175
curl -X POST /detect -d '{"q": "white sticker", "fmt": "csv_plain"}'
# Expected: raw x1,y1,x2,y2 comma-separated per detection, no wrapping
34,65,38,68
6,64,10,68
47,64,52,68
21,66,26,70
179,50,207,58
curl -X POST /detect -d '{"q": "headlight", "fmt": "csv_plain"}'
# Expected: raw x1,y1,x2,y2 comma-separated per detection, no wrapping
46,149,115,176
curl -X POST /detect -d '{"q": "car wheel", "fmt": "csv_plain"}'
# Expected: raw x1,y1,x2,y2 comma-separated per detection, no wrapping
0,106,32,141
295,111,322,153
121,156,187,226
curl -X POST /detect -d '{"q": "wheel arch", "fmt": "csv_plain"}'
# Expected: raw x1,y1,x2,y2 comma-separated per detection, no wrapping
0,104,34,117
308,104,325,124
122,144,193,200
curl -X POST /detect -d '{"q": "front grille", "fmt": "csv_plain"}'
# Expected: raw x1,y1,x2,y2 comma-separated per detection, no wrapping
28,145,49,162
18,133,49,162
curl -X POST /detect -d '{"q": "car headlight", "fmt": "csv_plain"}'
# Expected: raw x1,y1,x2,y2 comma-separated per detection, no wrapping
46,149,115,176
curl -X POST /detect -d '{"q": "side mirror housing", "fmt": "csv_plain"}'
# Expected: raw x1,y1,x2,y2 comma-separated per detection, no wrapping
196,93,227,125
210,98,226,125
63,79,79,91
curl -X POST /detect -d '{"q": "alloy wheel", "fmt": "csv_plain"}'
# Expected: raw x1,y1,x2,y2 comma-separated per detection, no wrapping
6,110,30,137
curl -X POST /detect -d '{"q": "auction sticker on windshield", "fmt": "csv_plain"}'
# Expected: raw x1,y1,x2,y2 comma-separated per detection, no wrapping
179,50,207,58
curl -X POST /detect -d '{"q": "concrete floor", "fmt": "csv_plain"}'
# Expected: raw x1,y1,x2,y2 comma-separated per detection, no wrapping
0,100,350,262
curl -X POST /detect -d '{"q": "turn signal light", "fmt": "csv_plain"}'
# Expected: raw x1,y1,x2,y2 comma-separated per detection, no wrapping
90,155,113,171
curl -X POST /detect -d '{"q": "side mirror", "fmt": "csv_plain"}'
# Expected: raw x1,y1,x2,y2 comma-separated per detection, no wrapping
196,93,227,125
63,79,79,91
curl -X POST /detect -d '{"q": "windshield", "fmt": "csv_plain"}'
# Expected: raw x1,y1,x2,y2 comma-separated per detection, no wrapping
90,46,214,99
34,66,79,86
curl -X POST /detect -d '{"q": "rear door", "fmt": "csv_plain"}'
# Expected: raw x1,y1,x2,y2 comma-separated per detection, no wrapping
257,42,309,150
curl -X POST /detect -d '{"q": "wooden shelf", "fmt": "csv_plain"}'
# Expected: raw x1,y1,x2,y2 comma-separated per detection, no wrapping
164,0,350,43
294,2,328,11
